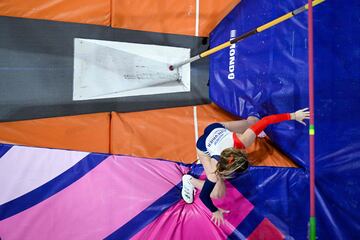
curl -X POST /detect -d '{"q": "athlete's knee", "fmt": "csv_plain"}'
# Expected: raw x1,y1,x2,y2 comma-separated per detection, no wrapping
247,116,259,125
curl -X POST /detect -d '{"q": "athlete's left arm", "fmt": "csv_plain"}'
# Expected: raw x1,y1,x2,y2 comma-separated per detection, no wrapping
236,108,310,148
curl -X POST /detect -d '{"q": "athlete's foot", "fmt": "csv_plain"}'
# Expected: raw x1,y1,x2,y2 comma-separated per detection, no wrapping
181,174,195,204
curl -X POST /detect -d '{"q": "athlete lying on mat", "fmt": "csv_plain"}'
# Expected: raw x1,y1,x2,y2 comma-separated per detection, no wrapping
181,108,310,226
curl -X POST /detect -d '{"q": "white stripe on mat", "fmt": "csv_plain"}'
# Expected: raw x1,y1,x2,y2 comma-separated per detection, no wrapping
0,146,88,205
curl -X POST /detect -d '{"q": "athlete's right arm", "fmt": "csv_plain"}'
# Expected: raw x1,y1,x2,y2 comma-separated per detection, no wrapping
196,150,219,204
196,149,218,182
199,178,217,212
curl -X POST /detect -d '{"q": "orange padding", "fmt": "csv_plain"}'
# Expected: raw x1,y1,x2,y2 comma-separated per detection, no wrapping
111,104,297,167
111,106,197,163
0,104,297,167
0,113,110,153
0,0,110,26
198,0,240,36
111,0,240,36
0,0,240,37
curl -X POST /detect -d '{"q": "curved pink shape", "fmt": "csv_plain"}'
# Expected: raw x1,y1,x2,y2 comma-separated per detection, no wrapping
0,155,188,240
132,181,254,240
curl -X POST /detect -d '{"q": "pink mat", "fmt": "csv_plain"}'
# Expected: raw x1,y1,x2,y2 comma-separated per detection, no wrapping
0,155,188,240
0,145,88,205
132,180,253,239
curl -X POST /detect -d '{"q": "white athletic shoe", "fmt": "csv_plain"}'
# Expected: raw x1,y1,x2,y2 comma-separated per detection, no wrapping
182,174,195,204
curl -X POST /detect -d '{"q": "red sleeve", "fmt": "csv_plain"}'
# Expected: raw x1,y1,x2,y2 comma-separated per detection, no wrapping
250,113,291,135
233,132,245,149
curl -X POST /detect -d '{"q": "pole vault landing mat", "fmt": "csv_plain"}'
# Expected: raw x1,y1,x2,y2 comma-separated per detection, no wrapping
0,16,209,121
208,0,360,238
0,143,310,239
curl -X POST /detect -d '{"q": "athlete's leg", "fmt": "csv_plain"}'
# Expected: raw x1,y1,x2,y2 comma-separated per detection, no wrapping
221,116,259,134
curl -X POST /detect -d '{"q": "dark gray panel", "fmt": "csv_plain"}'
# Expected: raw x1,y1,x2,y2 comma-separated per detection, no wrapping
0,16,210,121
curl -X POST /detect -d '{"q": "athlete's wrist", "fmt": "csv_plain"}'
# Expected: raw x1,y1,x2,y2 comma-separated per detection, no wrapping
290,112,296,120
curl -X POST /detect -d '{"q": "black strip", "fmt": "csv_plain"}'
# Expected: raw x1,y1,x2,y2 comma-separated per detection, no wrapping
230,29,258,44
0,16,210,121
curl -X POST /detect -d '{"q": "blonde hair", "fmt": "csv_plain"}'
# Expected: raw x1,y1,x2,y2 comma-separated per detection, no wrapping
214,148,249,179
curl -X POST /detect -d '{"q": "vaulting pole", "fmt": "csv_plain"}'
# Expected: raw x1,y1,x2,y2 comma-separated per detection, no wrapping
169,0,325,71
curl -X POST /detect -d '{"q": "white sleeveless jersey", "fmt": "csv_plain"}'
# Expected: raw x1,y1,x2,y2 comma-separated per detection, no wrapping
205,127,234,159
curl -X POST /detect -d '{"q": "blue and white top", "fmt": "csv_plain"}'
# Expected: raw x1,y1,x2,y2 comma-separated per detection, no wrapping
196,123,244,160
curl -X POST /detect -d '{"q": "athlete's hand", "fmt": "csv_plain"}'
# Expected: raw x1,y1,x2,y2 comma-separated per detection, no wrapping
211,208,230,226
291,108,310,125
